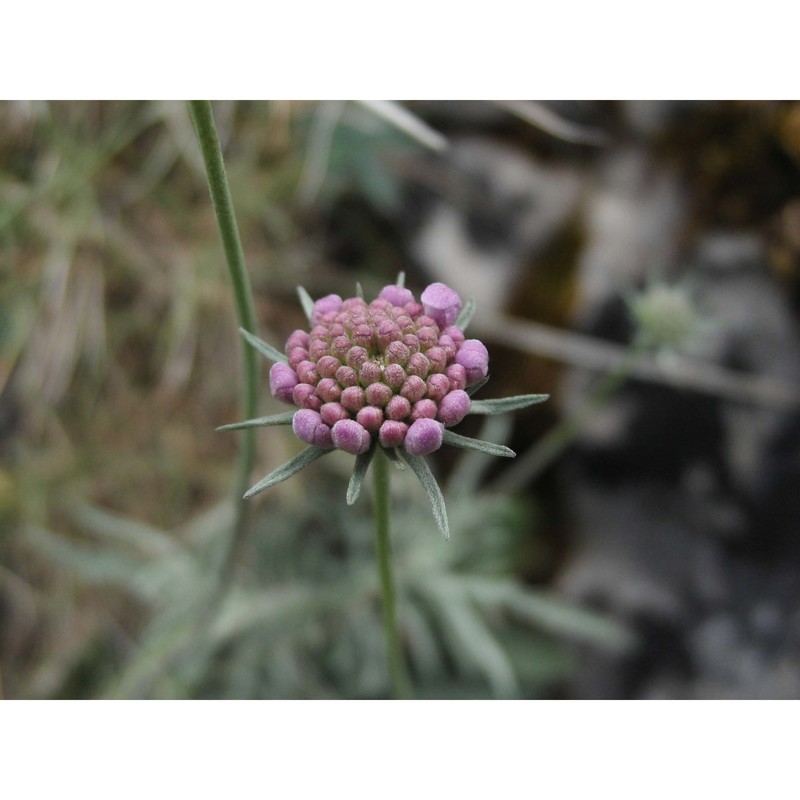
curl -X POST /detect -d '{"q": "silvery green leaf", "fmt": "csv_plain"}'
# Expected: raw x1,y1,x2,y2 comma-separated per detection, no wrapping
243,446,329,499
455,298,476,331
400,451,450,540
355,281,364,299
239,328,288,364
296,286,315,323
216,411,295,432
346,444,376,505
442,430,515,458
466,376,489,396
382,447,406,470
396,271,406,288
469,394,549,414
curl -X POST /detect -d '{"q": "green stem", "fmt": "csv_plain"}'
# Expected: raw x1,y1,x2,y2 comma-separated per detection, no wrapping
189,101,259,572
499,341,648,492
371,449,413,699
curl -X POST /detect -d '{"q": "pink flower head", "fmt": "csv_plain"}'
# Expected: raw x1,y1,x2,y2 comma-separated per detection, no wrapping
421,283,462,328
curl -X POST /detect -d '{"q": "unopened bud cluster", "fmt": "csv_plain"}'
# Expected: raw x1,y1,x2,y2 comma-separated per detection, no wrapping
270,283,488,455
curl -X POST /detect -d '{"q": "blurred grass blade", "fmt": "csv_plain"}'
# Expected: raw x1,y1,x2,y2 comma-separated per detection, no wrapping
443,430,515,458
296,286,315,324
217,411,295,432
243,446,329,499
347,444,376,505
396,271,406,288
239,327,288,364
455,298,476,331
399,452,450,540
469,394,549,415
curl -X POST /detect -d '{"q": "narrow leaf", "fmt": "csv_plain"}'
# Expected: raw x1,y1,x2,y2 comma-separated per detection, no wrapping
296,286,315,323
346,444,376,505
442,429,515,458
469,394,549,415
396,271,406,288
466,376,490,396
383,447,406,470
455,298,476,331
355,281,364,299
243,446,329,499
400,451,450,540
239,328,288,364
216,411,295,432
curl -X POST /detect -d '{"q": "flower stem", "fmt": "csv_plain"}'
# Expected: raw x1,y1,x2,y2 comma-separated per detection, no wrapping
371,449,413,699
189,101,259,573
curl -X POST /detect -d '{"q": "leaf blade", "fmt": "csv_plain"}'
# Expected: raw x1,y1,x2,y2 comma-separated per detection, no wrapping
346,444,376,505
455,298,476,331
442,429,516,458
216,411,295,432
399,451,450,540
239,328,288,364
469,394,549,415
296,286,315,324
243,446,329,499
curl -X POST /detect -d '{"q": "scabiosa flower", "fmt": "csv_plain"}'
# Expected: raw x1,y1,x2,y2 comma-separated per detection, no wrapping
219,275,548,539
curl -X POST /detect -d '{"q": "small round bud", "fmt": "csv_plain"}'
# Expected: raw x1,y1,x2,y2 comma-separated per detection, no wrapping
402,334,421,354
425,373,450,402
331,419,371,454
293,383,322,410
293,409,333,448
443,326,465,347
308,339,330,361
335,365,358,388
330,336,351,360
416,326,438,350
366,382,393,408
288,347,310,370
342,297,367,313
316,355,341,379
356,406,384,432
378,420,408,449
403,301,424,318
341,386,366,412
316,377,342,403
405,418,445,456
400,375,426,403
446,363,467,391
269,362,299,404
425,346,448,373
437,389,471,427
320,402,349,426
406,352,430,378
438,334,457,361
352,323,374,348
383,363,406,390
386,395,412,421
296,360,319,385
311,294,343,324
358,361,383,386
285,330,309,352
379,284,415,307
411,399,438,421
385,341,411,366
345,346,369,370
455,339,489,386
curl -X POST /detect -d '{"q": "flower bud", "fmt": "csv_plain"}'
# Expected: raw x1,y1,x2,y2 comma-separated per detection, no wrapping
386,395,411,421
341,386,366,412
359,361,383,386
385,341,411,366
411,399,438,421
366,382,393,408
405,418,444,456
345,346,369,370
455,339,489,386
446,363,467,391
296,360,319,385
308,338,330,361
416,326,438,350
330,336,351,360
293,383,322,410
378,420,408,448
285,330,309,352
426,373,450,402
437,389,471,427
383,363,406,390
320,402,349,426
443,326,465,347
406,352,430,378
352,323,374,348
438,334,457,361
293,409,333,448
288,347,310,370
425,346,448,373
356,405,384,432
316,355,341,379
269,362,299,404
311,294,343,324
331,419,371,454
400,375,426,403
316,378,342,403
379,284,415,307
335,365,358,388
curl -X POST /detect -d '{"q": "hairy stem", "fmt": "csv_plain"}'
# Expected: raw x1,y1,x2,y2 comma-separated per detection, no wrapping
189,101,259,573
371,449,413,699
